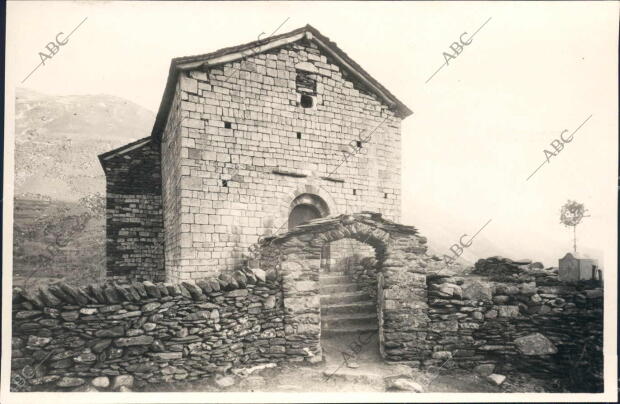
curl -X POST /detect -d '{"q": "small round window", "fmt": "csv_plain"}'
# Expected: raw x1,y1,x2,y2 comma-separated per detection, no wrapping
300,94,314,108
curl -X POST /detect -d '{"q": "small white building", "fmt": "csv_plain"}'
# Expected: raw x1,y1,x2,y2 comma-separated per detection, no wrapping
558,252,601,281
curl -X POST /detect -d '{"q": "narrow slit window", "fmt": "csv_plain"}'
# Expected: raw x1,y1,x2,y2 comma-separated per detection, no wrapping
352,189,357,195
222,180,228,187
384,193,388,199
297,132,302,139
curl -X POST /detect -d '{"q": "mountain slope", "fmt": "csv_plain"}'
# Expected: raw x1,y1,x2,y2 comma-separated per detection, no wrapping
14,87,156,201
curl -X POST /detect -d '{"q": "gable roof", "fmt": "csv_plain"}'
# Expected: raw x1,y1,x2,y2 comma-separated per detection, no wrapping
98,136,152,168
151,24,413,141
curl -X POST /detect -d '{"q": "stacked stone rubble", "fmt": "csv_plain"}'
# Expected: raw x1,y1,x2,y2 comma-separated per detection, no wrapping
426,256,603,392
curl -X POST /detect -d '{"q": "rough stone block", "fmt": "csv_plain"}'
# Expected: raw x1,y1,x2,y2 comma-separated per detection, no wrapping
462,280,493,301
514,333,557,355
114,336,154,347
497,305,519,318
180,76,198,94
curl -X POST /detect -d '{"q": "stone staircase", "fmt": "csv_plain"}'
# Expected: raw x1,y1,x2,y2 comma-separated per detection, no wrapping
320,271,378,337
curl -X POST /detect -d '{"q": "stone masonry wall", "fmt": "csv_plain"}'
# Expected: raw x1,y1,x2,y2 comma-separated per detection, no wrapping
346,256,379,300
425,257,604,392
10,267,286,392
102,140,165,282
162,38,403,280
257,213,431,364
379,236,432,362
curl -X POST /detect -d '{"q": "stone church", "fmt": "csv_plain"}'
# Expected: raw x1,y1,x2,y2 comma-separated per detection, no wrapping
99,25,412,283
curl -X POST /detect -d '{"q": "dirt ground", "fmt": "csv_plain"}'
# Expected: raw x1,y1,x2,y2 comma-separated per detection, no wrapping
140,335,554,393
142,361,552,394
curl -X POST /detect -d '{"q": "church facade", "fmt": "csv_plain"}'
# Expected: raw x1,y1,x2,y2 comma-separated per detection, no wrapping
99,25,412,283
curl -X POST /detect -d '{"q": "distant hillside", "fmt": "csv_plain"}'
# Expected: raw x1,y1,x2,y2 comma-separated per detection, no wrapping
14,87,155,201
12,88,155,286
13,196,105,288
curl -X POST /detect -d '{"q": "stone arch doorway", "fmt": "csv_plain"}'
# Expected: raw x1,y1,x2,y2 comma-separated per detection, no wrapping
288,193,332,271
257,212,430,364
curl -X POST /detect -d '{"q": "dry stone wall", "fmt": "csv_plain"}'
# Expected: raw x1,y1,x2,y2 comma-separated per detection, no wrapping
11,217,604,393
378,236,431,362
10,267,288,392
345,256,379,300
425,257,604,392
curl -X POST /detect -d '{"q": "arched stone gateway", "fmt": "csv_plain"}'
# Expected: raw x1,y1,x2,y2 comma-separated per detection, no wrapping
256,211,430,364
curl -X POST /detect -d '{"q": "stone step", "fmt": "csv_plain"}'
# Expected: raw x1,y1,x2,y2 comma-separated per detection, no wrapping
321,301,376,316
321,313,378,329
321,323,379,337
319,283,360,294
321,271,346,277
319,275,352,286
320,291,372,305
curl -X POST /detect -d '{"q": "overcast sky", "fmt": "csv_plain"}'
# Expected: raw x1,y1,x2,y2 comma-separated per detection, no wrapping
6,1,618,269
